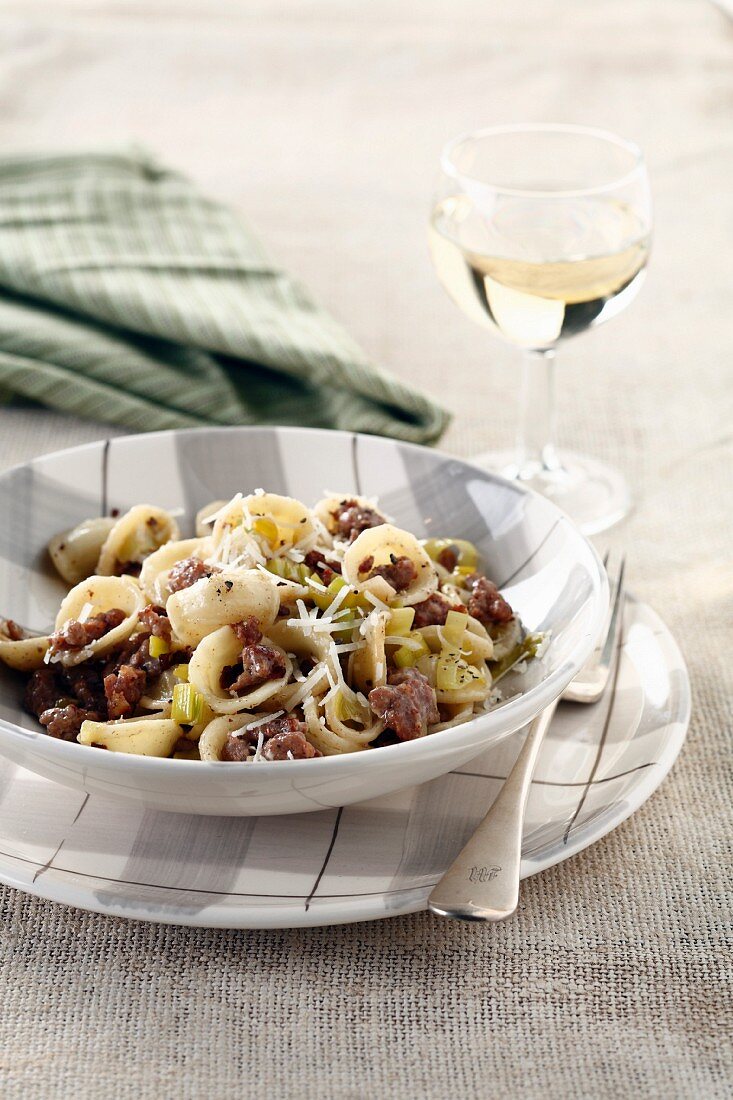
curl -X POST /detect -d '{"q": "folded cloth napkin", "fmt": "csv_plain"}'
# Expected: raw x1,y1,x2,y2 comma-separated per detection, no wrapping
0,151,449,444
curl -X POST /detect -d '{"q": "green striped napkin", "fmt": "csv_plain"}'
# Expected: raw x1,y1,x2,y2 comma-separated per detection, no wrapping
0,151,448,444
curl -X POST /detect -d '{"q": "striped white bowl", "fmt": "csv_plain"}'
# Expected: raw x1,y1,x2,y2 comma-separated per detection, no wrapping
0,427,608,815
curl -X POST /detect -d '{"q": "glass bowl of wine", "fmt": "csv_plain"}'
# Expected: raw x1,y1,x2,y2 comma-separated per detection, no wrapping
429,123,652,534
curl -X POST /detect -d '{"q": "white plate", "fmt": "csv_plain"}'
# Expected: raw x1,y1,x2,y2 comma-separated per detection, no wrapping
0,597,689,927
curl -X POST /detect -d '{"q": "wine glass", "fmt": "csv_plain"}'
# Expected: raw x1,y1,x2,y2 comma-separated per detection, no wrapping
429,124,652,534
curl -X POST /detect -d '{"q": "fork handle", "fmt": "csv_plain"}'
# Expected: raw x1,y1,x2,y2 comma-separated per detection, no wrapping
428,700,558,922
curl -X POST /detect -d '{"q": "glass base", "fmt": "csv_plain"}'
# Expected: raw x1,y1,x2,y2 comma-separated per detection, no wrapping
472,449,631,535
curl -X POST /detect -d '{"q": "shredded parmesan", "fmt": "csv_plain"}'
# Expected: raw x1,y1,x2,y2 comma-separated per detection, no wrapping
285,662,328,709
244,710,283,731
201,493,242,527
323,582,352,620
364,590,391,613
333,641,366,654
251,729,266,762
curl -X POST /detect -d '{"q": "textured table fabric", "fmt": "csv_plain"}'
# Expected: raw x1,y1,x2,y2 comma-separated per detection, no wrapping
0,1,731,1098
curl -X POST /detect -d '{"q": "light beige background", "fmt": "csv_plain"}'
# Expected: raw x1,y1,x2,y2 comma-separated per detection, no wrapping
0,2,731,1097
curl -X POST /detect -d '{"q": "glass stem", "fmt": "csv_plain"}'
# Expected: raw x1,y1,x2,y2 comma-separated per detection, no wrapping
514,348,561,479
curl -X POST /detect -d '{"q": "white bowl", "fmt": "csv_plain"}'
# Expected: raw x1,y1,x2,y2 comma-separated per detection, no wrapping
0,427,608,815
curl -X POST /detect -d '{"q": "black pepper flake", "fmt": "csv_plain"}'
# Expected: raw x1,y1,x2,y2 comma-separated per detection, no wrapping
224,580,234,591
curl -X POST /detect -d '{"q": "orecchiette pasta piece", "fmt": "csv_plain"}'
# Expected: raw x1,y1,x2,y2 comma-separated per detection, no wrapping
341,524,438,607
304,686,384,755
430,703,476,733
166,569,279,648
48,516,116,585
51,575,144,666
349,611,388,693
198,714,249,761
78,717,184,756
139,537,212,604
96,505,180,576
312,494,387,537
265,620,332,707
195,500,230,537
0,620,49,671
243,492,316,551
188,625,292,714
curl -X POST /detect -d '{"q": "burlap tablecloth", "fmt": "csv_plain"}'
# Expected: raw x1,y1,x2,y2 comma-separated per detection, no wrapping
0,1,730,1096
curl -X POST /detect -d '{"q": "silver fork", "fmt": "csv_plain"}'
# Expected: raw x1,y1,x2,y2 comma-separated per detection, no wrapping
428,555,626,923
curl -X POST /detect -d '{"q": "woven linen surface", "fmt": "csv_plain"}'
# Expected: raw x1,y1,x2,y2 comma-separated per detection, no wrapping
0,1,731,1098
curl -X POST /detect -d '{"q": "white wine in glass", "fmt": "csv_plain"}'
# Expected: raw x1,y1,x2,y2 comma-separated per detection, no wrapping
429,125,652,534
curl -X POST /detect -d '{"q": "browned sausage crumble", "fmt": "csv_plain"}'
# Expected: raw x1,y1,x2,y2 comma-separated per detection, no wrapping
330,499,384,542
167,557,219,593
368,668,439,741
48,608,126,656
368,555,418,592
220,618,286,695
466,575,514,626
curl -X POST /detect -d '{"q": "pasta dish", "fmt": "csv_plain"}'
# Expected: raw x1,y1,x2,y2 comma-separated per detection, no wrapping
0,492,541,762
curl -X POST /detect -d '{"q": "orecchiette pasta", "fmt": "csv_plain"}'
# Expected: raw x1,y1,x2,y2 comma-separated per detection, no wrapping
195,500,229,537
342,524,437,607
51,575,144,666
48,517,117,585
0,620,49,671
96,505,180,576
188,624,292,714
139,537,211,604
78,717,184,756
167,569,278,648
3,488,539,762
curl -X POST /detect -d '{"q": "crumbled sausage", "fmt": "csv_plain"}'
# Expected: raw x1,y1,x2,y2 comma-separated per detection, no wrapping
466,575,514,626
262,730,319,760
437,546,459,572
24,667,64,718
167,558,218,593
368,667,439,741
219,734,252,762
39,704,103,741
138,604,172,640
358,555,374,574
104,664,146,720
369,555,417,592
49,608,126,655
231,617,262,647
65,664,106,711
2,619,24,641
220,715,320,761
222,644,286,695
411,593,464,628
331,499,384,541
304,550,341,582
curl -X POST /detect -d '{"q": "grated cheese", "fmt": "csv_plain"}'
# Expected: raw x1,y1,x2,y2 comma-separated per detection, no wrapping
244,709,283,731
333,641,366,655
285,663,328,709
364,590,391,614
200,493,242,527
